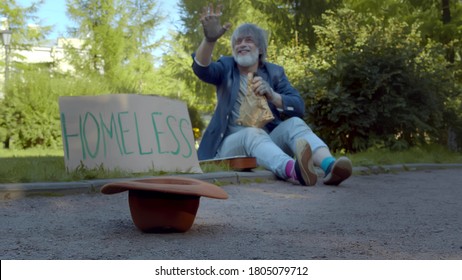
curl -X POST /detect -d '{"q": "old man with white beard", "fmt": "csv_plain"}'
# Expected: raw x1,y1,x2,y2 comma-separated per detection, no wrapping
191,4,352,186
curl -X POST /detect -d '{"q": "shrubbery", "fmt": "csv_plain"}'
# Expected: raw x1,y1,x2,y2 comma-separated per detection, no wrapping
0,68,204,149
299,9,461,152
0,70,67,149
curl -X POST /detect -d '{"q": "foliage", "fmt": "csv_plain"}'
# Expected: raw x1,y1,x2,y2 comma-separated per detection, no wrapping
0,69,62,148
157,33,214,112
64,0,205,130
0,0,52,48
65,0,163,92
0,68,113,149
252,0,341,48
301,8,459,152
266,39,310,88
0,67,205,148
0,0,204,150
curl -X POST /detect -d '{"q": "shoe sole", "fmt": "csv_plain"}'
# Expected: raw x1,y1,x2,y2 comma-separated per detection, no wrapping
295,139,317,186
324,157,352,186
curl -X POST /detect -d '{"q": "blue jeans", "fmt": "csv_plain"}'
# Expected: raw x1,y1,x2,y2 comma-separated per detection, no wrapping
216,117,328,178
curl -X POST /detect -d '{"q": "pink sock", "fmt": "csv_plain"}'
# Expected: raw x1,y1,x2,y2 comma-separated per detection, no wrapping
285,160,297,180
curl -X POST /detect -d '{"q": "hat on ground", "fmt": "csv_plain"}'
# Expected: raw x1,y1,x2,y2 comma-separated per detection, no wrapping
101,177,228,233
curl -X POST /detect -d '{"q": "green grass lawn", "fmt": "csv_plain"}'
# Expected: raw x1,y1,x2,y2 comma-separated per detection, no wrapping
344,144,462,166
0,147,238,183
0,145,461,184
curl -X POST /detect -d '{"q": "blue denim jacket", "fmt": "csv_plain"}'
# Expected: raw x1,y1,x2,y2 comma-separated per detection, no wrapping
192,55,305,160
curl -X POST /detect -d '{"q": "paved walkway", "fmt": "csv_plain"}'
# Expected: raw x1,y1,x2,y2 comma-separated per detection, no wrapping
1,164,462,259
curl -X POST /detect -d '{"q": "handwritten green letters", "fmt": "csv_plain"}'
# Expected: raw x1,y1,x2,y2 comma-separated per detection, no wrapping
61,110,193,161
58,94,202,173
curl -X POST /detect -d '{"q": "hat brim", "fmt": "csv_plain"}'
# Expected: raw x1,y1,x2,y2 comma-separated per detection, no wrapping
101,177,228,199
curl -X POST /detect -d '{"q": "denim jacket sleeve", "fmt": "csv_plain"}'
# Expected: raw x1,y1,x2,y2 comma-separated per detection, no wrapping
191,54,239,160
258,63,305,131
263,63,305,117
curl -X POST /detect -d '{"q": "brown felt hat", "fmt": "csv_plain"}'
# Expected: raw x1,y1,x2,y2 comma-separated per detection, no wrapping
101,177,228,233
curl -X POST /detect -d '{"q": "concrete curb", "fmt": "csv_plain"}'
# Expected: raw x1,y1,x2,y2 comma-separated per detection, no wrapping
0,170,277,200
1,163,462,200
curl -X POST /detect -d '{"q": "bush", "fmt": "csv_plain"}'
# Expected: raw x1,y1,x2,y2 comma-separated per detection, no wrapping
300,9,460,152
0,68,113,149
1,70,61,148
0,68,205,149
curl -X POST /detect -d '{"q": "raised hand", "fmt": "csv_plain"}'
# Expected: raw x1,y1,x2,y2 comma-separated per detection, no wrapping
200,3,232,42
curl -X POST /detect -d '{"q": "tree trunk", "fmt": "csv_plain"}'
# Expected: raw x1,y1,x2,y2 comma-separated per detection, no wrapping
447,127,459,152
442,0,451,24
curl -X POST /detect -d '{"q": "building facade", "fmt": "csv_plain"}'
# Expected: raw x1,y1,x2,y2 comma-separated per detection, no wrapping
0,37,82,98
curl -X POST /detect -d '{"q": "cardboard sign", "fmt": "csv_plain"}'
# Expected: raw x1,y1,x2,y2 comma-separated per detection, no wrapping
59,94,202,173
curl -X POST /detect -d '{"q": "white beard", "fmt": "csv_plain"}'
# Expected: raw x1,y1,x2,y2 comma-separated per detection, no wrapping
233,49,259,67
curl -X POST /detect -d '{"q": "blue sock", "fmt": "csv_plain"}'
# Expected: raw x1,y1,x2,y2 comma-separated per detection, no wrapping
321,157,336,174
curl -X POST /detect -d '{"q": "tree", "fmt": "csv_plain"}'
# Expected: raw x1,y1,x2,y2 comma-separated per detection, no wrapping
116,0,165,92
301,8,458,152
0,0,51,49
252,0,341,48
344,0,462,150
0,0,52,148
66,0,164,92
442,0,451,24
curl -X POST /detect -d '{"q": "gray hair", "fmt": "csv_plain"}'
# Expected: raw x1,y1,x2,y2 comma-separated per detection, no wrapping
231,23,268,64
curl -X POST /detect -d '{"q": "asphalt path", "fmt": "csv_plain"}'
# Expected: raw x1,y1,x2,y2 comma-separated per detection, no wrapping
1,168,462,260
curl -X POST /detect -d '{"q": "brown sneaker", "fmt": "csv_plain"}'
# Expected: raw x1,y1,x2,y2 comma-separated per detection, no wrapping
323,157,352,185
294,139,317,186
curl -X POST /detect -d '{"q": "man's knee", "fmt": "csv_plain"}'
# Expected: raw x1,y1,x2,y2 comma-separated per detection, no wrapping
239,127,270,148
240,127,267,137
284,117,312,131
